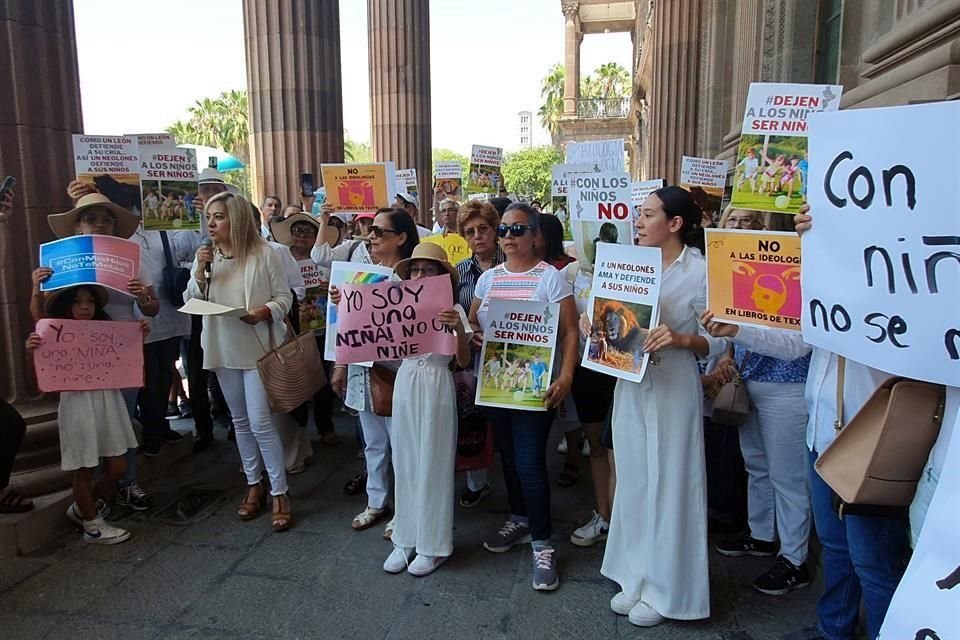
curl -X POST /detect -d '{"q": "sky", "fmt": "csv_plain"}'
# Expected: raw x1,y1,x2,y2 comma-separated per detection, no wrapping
74,0,632,154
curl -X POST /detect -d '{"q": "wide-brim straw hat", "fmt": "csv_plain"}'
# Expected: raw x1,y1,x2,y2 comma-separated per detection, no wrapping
270,212,340,247
43,283,109,316
197,167,240,194
47,193,140,239
393,242,459,288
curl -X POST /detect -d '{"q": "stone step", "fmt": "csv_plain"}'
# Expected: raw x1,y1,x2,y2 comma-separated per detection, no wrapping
11,443,62,474
8,463,71,498
18,418,60,452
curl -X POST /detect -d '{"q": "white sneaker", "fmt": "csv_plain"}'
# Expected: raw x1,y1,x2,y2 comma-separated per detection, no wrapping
383,546,414,573
610,591,641,615
570,511,609,547
628,600,666,627
408,554,448,577
581,439,591,457
66,500,110,527
556,439,568,454
82,516,130,545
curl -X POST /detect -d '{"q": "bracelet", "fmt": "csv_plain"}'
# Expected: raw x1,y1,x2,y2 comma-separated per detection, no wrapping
333,364,347,371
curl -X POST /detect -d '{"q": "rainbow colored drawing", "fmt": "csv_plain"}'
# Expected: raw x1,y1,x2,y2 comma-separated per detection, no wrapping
323,261,395,360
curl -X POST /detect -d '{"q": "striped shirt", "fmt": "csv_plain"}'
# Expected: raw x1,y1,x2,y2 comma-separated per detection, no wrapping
454,247,505,311
474,261,572,331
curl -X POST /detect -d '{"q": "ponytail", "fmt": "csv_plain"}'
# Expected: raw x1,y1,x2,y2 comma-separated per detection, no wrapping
652,186,705,253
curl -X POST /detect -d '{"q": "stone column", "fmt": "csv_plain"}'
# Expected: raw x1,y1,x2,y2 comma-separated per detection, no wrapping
368,0,432,223
243,0,345,205
561,2,581,117
722,0,763,149
647,0,701,185
0,0,83,404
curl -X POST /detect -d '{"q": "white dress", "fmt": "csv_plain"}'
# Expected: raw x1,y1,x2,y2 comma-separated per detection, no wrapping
58,390,139,471
389,352,458,557
601,247,725,620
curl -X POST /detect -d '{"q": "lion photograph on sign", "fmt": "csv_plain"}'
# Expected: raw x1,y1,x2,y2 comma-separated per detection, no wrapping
585,298,653,375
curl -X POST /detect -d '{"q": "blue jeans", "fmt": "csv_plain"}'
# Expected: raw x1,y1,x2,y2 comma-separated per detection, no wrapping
809,450,908,640
119,388,140,488
488,408,553,542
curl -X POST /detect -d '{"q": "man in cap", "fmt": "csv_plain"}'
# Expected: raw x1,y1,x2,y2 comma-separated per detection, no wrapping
394,192,432,238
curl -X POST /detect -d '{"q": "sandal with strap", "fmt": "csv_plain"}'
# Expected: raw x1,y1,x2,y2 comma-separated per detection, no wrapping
320,432,340,447
238,482,265,521
557,463,580,488
343,472,367,496
352,506,388,531
271,494,292,532
0,489,34,514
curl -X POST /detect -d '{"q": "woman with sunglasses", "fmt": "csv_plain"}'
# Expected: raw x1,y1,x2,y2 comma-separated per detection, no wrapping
468,203,578,592
331,208,419,538
601,187,727,627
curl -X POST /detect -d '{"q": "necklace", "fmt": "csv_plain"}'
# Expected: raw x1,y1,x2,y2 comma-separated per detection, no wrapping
217,247,234,260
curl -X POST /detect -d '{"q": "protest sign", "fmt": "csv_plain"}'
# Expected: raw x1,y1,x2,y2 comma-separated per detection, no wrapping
396,168,418,200
466,145,503,195
320,162,395,212
334,274,457,364
324,261,394,360
680,156,728,223
421,233,472,265
178,299,248,317
434,161,463,200
803,101,960,386
33,319,144,392
299,260,330,334
72,135,142,213
732,82,843,215
476,299,559,412
631,179,664,206
40,235,141,296
878,388,960,639
551,163,595,241
568,171,633,274
133,134,200,231
581,243,660,383
566,139,624,173
705,229,802,331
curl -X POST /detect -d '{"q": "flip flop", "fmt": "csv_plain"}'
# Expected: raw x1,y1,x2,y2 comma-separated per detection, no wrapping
0,489,33,514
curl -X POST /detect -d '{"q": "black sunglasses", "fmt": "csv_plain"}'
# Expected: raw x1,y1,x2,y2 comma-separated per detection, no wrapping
496,223,534,238
369,225,401,238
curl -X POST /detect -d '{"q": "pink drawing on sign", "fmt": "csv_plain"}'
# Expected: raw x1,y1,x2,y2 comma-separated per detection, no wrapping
731,261,801,319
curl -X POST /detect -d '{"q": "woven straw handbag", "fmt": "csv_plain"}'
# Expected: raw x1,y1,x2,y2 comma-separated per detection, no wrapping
255,318,328,414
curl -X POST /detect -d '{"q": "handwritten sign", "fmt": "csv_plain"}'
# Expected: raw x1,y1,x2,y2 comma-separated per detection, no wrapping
732,82,843,215
476,299,559,412
566,139,624,173
320,162,395,212
299,260,329,334
568,171,634,273
803,101,960,386
33,319,144,392
324,261,394,360
466,145,503,195
879,389,960,639
706,229,802,331
680,156,728,189
631,179,664,206
72,134,142,212
421,233,471,265
40,235,141,296
335,275,457,364
137,133,199,231
582,243,661,383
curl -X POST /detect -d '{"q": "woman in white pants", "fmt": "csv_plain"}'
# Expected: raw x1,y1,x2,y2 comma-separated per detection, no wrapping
186,192,293,532
602,187,727,627
331,208,420,535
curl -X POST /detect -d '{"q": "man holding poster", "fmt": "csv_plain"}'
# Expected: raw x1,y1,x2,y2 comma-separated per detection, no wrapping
568,171,633,274
468,202,578,592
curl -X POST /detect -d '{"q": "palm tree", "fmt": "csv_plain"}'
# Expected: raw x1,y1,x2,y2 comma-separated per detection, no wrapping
538,63,565,148
594,62,631,99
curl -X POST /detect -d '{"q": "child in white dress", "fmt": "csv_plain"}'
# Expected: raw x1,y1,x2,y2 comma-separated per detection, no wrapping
26,285,145,544
382,243,473,577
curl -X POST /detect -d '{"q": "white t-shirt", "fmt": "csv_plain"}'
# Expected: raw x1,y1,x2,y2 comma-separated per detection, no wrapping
473,260,572,331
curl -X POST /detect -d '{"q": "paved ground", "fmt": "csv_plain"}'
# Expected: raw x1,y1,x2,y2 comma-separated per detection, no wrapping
2,413,818,639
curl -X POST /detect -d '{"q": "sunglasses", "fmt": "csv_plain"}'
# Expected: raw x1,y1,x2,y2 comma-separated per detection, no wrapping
369,225,401,238
290,225,317,237
496,223,534,238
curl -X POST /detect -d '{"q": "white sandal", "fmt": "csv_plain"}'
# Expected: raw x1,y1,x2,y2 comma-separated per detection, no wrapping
383,517,395,540
352,506,387,531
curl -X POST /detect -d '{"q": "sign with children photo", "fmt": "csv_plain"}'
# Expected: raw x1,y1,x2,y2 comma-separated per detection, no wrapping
137,134,200,231
466,145,503,195
476,299,560,412
731,82,843,215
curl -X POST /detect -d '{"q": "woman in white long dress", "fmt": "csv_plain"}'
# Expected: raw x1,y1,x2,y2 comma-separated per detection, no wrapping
602,186,727,627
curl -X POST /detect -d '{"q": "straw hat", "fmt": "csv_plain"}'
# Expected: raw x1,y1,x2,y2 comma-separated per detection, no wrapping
198,167,240,194
43,284,109,316
393,242,459,287
47,193,140,239
270,212,341,247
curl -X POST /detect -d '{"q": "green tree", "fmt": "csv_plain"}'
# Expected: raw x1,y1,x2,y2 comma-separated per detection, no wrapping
345,135,372,162
501,146,563,202
538,62,633,146
592,62,631,99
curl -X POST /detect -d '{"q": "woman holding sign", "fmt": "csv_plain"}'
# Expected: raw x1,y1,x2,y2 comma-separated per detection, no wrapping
185,192,294,532
602,187,727,627
468,203,578,592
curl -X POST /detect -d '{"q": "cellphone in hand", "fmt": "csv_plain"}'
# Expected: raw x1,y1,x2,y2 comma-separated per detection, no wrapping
0,176,15,198
300,173,315,197
208,157,218,169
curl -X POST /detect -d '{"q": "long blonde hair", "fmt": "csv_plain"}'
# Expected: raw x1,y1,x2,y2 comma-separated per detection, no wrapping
205,191,265,265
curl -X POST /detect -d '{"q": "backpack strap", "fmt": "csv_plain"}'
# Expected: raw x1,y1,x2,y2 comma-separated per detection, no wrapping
834,355,846,432
160,230,174,270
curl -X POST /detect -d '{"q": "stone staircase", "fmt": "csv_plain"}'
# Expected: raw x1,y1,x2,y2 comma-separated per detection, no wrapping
0,399,194,557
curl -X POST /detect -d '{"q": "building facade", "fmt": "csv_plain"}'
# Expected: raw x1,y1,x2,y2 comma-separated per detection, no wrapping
518,110,533,149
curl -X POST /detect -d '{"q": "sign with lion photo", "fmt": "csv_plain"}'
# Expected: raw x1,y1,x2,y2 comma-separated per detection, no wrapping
581,243,661,383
